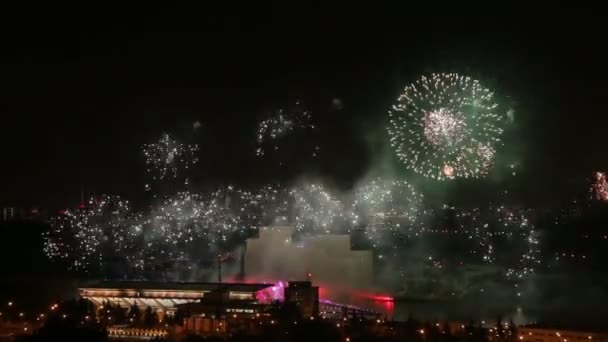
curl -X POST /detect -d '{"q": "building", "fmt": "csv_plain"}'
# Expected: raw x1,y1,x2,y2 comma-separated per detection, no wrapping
177,287,274,319
518,327,608,342
2,207,15,221
177,286,275,336
283,281,319,318
1,207,47,222
245,226,373,301
79,281,273,320
79,279,383,337
176,280,378,336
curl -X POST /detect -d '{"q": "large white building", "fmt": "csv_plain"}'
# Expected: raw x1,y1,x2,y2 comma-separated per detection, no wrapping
245,226,373,302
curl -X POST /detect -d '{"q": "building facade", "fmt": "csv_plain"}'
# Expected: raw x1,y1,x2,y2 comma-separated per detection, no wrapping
283,281,319,318
79,281,273,320
245,226,373,300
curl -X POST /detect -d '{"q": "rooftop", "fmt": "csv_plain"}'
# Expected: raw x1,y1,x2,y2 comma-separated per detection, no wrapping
79,281,273,293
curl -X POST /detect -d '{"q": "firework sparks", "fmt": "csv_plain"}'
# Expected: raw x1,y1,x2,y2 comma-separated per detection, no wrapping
291,183,344,234
43,195,141,271
496,207,541,279
387,73,504,180
351,178,424,240
255,102,318,159
42,181,544,293
448,205,541,280
591,171,608,201
146,190,249,262
423,107,467,147
142,133,199,181
44,125,544,293
235,184,290,227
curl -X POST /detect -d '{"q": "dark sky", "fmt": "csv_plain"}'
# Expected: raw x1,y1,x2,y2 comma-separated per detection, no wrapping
1,7,606,208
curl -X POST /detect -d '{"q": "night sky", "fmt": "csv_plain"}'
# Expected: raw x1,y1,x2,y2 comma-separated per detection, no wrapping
1,8,606,208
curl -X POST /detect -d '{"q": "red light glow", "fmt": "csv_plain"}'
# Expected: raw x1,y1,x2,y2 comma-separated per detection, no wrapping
370,295,394,302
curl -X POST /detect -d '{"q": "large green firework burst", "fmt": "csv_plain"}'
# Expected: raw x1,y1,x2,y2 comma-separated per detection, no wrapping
388,73,505,180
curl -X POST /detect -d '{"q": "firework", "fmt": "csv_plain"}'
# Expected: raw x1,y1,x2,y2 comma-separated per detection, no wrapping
351,178,424,240
591,171,608,201
255,102,318,160
142,133,199,181
44,190,253,272
44,122,544,291
147,192,207,250
235,184,290,227
146,190,248,262
387,73,504,180
291,183,345,233
43,195,141,271
495,206,541,279
510,226,541,280
445,205,541,280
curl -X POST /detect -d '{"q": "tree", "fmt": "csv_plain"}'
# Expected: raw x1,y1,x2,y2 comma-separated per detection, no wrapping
97,301,109,322
181,335,205,342
143,306,158,327
496,314,505,338
110,304,125,324
276,301,301,324
288,320,340,342
441,320,453,342
129,303,141,323
171,309,185,326
508,318,517,339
